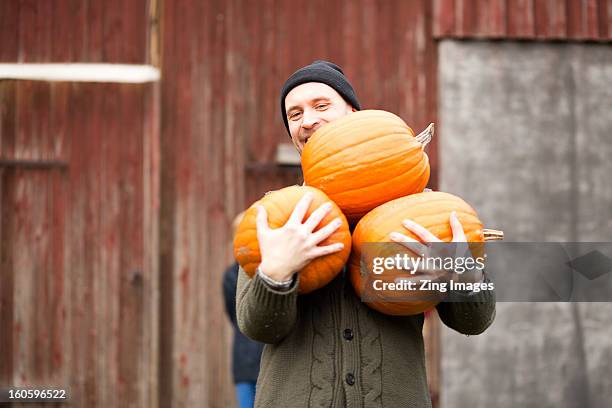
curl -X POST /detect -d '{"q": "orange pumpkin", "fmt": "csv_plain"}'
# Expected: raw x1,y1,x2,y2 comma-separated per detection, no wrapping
349,191,501,316
233,185,352,294
301,110,432,224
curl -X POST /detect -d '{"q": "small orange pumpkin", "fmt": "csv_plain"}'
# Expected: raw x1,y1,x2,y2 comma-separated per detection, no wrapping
349,191,501,316
301,110,432,224
233,185,352,294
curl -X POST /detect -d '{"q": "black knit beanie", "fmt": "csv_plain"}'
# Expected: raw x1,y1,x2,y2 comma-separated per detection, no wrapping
280,60,361,135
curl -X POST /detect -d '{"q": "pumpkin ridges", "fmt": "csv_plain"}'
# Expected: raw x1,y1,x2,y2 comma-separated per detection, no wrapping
305,136,424,189
304,129,418,177
305,110,413,151
302,112,417,169
328,157,430,217
359,206,480,230
357,192,476,221
307,157,429,222
305,121,418,161
305,120,413,160
354,215,483,243
334,151,428,195
308,164,427,202
306,141,418,185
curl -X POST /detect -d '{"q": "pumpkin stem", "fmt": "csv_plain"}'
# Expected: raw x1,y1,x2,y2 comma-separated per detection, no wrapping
483,229,504,241
415,123,434,149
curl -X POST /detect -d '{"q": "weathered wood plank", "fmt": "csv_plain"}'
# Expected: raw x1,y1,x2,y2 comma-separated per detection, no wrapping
0,80,157,408
159,0,235,406
0,81,17,156
0,0,149,63
507,0,536,38
0,83,68,408
103,0,148,63
117,84,146,406
0,82,17,385
599,0,610,38
47,83,70,393
51,0,79,61
585,0,601,38
433,0,610,40
456,0,478,37
537,0,568,39
607,0,612,38
142,81,161,408
568,0,587,38
0,1,20,62
487,0,508,37
157,0,180,405
391,0,439,188
534,0,551,38
18,0,53,62
434,0,456,37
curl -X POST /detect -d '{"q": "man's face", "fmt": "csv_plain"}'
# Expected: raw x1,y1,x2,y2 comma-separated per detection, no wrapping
285,82,355,153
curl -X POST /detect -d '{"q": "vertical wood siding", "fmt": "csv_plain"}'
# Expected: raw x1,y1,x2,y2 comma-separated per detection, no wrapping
0,0,159,407
434,0,612,40
0,81,159,407
159,0,241,405
0,0,150,63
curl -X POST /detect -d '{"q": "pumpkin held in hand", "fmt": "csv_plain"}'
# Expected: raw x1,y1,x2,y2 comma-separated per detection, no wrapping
301,110,433,224
234,185,352,294
349,191,503,316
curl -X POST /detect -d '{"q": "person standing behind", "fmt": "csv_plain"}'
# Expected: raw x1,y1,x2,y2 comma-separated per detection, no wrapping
223,214,264,408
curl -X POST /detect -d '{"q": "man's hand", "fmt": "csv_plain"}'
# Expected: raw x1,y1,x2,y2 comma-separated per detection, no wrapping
257,192,345,282
389,211,483,284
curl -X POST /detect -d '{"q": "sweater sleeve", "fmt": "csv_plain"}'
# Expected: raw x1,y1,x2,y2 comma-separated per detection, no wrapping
435,278,496,335
236,265,299,344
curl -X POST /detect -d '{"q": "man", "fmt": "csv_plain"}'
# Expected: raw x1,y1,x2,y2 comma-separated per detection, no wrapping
236,60,495,407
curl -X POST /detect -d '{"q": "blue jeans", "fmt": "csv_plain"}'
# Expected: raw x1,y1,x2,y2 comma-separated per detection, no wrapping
235,382,256,408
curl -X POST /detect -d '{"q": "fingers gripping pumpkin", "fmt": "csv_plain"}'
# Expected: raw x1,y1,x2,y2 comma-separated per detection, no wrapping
349,191,502,316
233,186,352,294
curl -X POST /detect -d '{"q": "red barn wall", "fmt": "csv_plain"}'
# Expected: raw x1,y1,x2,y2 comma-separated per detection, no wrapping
1,1,160,407
3,0,610,407
433,0,612,40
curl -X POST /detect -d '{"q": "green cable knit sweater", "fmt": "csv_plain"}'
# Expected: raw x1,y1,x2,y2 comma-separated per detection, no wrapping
237,266,495,408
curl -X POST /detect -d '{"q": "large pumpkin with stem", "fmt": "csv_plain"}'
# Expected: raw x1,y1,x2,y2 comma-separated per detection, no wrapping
349,191,503,316
301,110,433,224
234,185,352,294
